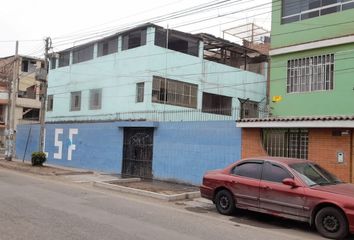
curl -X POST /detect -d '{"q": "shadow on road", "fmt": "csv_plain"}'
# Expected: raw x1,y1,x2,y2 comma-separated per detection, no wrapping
184,205,354,239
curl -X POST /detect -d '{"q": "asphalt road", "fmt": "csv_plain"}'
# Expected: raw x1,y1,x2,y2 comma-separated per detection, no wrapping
0,168,334,240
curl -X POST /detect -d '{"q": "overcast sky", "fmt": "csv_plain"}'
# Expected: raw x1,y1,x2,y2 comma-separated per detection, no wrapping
0,0,272,58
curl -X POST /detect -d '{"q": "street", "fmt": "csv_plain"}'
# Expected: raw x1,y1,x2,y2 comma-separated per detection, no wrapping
0,168,329,240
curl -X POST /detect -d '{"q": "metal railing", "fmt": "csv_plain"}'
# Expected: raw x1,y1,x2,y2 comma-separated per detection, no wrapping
48,107,270,123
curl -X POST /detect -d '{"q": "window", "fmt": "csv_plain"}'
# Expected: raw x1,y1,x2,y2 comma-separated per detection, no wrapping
47,95,53,111
152,76,198,108
50,58,56,70
122,29,147,50
262,129,309,159
89,89,102,110
202,92,232,116
73,44,94,64
287,54,334,93
70,91,81,111
97,37,118,57
136,82,145,103
262,162,292,183
282,0,354,24
21,59,36,73
240,99,259,119
58,51,70,67
21,60,29,72
232,162,263,180
22,108,40,120
155,28,199,57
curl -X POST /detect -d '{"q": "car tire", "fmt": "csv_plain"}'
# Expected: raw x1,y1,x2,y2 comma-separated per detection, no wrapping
315,207,349,239
215,189,235,215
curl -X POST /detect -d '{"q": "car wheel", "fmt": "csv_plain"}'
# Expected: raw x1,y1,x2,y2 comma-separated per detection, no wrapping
215,189,235,215
315,207,349,239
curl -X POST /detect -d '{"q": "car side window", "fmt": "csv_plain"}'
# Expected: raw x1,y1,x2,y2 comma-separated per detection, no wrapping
262,162,292,183
232,162,263,180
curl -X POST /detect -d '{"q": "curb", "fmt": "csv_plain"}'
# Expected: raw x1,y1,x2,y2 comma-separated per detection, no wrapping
92,181,201,201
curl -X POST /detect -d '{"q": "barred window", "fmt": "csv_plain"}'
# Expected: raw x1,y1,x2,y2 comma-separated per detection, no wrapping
136,82,145,103
152,76,197,108
73,44,94,64
89,89,102,110
262,129,308,159
70,91,81,111
287,54,334,93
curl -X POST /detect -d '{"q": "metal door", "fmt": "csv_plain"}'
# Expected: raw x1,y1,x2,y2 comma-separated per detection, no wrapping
122,127,154,178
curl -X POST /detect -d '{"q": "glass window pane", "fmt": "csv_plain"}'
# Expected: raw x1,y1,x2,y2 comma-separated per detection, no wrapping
262,163,292,183
232,162,263,180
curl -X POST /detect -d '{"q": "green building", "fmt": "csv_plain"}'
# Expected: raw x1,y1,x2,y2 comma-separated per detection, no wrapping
270,0,354,117
237,1,354,188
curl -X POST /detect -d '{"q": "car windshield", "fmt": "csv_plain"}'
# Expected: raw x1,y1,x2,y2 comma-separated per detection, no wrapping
290,162,342,187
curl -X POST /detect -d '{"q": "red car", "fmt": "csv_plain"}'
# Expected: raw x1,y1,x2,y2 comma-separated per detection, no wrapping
200,157,354,239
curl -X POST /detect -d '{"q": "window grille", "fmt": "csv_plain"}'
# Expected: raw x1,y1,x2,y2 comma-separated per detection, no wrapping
262,129,309,159
287,54,334,93
136,82,145,103
70,91,81,111
152,76,197,108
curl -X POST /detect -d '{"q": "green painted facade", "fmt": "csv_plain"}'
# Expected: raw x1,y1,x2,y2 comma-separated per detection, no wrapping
270,0,354,117
271,0,354,49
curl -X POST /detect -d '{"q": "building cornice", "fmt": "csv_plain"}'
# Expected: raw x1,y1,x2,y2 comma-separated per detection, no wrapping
270,35,354,56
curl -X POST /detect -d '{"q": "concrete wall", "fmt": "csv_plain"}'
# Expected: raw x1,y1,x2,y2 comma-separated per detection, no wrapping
47,26,266,122
16,120,241,185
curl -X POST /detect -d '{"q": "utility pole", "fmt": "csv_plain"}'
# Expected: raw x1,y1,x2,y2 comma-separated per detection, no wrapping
39,37,51,152
5,41,18,161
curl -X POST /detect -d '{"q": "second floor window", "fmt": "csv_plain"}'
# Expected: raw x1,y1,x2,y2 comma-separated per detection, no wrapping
152,76,197,108
287,54,334,93
70,91,81,111
47,95,53,111
89,89,102,110
136,82,145,103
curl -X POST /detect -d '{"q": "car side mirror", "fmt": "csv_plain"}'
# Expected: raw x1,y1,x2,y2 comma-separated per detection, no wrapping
282,178,299,188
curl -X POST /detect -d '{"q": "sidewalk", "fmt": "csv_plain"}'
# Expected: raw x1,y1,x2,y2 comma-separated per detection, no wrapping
0,158,201,201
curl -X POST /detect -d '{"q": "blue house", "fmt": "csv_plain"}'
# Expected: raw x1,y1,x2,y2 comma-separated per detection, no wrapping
16,23,268,184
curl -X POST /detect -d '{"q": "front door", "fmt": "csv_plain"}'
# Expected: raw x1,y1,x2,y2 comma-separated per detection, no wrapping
122,127,154,178
259,162,306,219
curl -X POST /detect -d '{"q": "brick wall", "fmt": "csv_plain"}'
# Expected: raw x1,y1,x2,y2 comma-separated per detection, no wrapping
241,128,268,158
241,127,354,183
308,129,352,183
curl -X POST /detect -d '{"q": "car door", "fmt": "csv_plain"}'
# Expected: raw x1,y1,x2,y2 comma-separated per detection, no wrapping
259,162,306,218
228,160,263,210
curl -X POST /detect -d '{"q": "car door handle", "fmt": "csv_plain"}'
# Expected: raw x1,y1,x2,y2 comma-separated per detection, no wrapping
232,180,238,184
262,185,272,190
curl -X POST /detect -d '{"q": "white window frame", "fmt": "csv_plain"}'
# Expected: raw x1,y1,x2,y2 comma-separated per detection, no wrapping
287,54,334,93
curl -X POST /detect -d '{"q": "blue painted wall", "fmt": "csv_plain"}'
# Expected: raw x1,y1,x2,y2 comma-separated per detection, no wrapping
16,120,241,185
